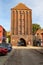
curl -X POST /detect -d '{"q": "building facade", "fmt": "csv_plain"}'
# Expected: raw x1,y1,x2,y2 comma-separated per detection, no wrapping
35,29,43,46
0,25,6,43
35,29,43,41
11,3,32,46
6,32,11,43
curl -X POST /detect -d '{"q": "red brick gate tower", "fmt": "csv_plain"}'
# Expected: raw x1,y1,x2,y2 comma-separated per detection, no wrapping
11,3,32,46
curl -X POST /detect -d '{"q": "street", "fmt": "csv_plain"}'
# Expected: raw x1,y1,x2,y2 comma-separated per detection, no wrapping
4,47,43,65
0,49,14,65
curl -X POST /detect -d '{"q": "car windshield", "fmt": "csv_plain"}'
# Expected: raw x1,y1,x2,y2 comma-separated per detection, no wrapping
0,46,5,48
0,44,7,48
0,46,3,48
0,43,12,48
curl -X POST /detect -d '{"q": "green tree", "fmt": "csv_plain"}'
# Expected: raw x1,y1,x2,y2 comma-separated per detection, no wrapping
32,24,41,35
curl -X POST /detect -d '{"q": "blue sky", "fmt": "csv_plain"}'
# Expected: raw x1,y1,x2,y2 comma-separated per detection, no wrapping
0,0,43,31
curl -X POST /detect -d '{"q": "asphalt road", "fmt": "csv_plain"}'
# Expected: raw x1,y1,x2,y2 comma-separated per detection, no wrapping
4,48,43,65
0,49,14,65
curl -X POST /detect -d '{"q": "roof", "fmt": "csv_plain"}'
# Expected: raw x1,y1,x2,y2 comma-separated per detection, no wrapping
0,25,6,31
36,29,43,34
0,25,3,28
11,3,31,10
36,29,40,33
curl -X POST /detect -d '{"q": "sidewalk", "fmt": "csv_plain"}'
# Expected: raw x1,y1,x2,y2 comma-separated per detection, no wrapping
12,46,43,48
12,46,43,54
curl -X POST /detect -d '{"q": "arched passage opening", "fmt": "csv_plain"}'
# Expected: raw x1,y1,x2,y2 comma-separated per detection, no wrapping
18,38,26,46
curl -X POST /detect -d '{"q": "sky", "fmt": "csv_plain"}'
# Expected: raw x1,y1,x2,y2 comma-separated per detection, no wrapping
0,0,43,31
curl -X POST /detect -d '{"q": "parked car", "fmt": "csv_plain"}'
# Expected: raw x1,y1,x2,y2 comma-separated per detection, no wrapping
0,43,12,52
18,38,26,46
0,46,8,55
5,44,12,52
18,41,24,46
33,39,41,46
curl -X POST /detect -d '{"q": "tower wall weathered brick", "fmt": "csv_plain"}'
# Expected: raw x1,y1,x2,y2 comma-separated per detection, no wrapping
11,3,32,46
